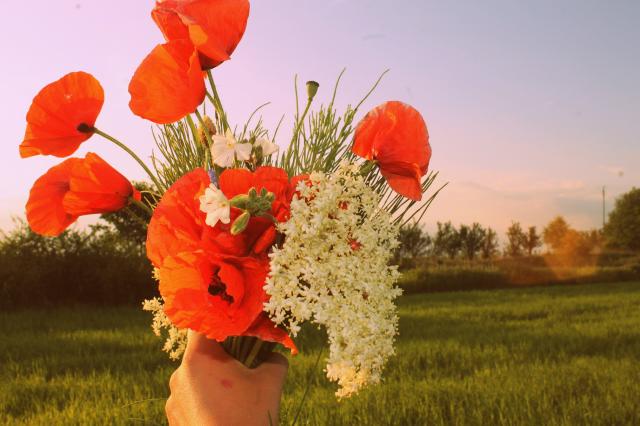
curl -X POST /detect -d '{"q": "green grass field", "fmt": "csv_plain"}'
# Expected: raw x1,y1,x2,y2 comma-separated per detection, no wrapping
2,281,640,425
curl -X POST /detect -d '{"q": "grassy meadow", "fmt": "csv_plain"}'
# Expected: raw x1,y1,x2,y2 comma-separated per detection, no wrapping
1,281,640,425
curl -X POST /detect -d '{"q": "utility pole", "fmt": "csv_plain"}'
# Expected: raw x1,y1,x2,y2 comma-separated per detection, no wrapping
602,186,606,229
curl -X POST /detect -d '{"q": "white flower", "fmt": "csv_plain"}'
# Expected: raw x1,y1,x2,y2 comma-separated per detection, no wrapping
199,184,231,227
255,137,279,156
143,296,187,361
210,129,252,167
264,162,402,398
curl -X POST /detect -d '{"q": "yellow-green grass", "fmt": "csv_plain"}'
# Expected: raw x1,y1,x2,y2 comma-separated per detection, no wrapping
1,281,639,425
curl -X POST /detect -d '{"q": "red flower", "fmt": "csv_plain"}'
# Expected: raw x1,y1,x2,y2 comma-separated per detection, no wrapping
158,251,270,342
129,39,206,124
146,166,299,351
352,101,431,201
152,0,250,70
218,167,304,253
26,153,139,236
19,72,104,158
146,168,248,269
62,153,141,216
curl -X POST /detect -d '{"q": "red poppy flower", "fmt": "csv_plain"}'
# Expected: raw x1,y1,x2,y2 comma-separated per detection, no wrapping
25,158,81,236
152,0,250,70
19,72,104,158
26,153,138,236
62,153,141,216
129,39,206,124
158,251,270,342
352,101,431,201
147,166,298,350
146,168,249,268
218,166,303,253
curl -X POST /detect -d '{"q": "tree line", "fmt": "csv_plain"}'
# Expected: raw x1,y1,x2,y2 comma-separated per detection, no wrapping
395,188,640,267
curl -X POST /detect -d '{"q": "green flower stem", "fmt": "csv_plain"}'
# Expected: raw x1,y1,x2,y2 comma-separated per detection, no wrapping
184,114,199,145
130,197,153,216
243,339,264,369
193,110,214,169
93,128,163,191
206,71,230,132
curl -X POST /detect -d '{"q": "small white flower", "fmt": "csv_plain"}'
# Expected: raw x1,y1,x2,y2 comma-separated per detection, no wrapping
264,162,401,398
210,129,252,167
142,296,188,361
255,138,279,156
199,184,231,227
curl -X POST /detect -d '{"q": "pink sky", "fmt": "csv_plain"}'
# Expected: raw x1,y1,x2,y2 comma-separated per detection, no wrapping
1,1,638,238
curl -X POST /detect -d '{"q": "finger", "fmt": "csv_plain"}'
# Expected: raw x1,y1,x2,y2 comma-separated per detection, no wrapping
165,396,176,425
182,330,228,364
169,370,179,391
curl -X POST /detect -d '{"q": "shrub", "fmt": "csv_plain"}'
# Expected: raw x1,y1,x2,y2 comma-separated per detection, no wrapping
0,221,155,309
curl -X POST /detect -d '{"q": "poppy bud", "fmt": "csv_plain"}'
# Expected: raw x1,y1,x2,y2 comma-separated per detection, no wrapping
229,194,249,209
197,116,216,146
306,81,319,100
230,211,251,235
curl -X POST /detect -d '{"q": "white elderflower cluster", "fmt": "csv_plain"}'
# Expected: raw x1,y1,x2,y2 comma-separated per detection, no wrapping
264,162,402,398
142,297,188,361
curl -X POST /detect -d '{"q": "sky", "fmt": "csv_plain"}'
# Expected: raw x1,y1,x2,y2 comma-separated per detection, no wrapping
0,0,638,238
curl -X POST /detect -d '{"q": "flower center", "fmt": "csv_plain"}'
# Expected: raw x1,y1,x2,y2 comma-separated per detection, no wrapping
77,123,95,133
208,275,234,304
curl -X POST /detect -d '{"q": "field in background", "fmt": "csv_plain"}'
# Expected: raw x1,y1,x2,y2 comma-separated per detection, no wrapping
2,281,640,425
399,254,640,294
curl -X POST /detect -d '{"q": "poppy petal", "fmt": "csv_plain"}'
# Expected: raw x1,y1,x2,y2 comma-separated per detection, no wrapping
26,158,82,236
152,7,189,41
218,168,254,198
166,0,250,70
159,253,269,342
63,153,135,215
378,161,423,201
20,72,104,158
352,101,431,200
129,39,206,124
146,168,210,268
245,313,298,355
253,166,289,199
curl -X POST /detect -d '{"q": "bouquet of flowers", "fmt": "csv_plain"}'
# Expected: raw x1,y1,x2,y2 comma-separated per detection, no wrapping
19,0,439,398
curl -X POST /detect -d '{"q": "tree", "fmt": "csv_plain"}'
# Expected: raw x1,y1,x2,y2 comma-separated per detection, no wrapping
393,222,431,268
505,221,526,257
433,221,460,259
604,187,640,251
542,217,597,265
481,227,499,259
543,216,570,252
558,229,592,261
459,223,486,260
523,226,542,256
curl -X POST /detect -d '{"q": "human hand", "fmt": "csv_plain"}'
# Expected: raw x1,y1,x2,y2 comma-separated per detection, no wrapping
165,331,289,426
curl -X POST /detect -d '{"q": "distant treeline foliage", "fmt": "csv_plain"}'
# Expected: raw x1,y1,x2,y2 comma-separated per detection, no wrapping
1,188,638,307
0,220,154,309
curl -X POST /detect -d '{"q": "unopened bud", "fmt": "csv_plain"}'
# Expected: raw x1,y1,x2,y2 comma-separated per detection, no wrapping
229,194,249,210
197,116,216,146
306,81,319,100
230,211,251,235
